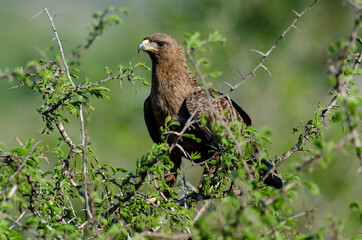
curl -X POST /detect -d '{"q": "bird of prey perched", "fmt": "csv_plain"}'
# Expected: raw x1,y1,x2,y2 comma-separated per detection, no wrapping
138,33,282,190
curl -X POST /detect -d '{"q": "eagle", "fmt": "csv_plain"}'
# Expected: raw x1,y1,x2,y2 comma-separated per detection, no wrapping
138,33,282,190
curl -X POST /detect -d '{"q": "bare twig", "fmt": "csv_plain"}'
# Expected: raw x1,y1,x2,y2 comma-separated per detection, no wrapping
1,7,119,81
193,199,211,221
44,8,75,87
9,210,27,229
347,0,362,10
68,6,117,59
281,207,317,225
43,9,97,233
80,104,94,220
223,0,320,96
55,117,75,148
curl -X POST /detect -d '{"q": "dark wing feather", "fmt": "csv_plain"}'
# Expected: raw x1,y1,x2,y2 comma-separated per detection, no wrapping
183,89,251,126
176,96,219,151
182,90,282,188
144,96,162,143
176,89,251,151
230,99,252,126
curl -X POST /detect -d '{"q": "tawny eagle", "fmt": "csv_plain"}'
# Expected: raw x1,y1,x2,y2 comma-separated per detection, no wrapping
138,33,282,189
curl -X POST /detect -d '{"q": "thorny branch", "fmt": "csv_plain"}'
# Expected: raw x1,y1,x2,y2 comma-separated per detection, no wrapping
297,132,355,171
260,8,362,184
223,0,320,97
41,72,134,115
265,208,318,236
68,6,119,59
44,8,75,87
43,8,97,231
0,6,119,81
182,0,320,186
1,2,359,238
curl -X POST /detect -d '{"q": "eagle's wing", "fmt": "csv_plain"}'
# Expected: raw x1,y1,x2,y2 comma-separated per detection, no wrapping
180,90,283,189
183,89,251,128
144,96,162,143
229,98,252,126
175,89,251,151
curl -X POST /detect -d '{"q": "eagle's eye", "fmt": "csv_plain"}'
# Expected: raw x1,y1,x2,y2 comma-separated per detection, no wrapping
157,41,165,46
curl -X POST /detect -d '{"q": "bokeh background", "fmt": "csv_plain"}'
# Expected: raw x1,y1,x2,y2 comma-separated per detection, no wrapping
0,0,361,236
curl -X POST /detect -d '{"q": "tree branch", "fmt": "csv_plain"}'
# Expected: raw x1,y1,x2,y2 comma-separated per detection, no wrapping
260,8,362,184
222,0,320,96
0,7,119,81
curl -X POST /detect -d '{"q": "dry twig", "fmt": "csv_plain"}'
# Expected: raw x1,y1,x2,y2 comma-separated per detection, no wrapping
43,8,97,234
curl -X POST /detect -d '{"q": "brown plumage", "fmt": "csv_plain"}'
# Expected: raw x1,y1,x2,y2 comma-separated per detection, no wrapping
138,33,281,189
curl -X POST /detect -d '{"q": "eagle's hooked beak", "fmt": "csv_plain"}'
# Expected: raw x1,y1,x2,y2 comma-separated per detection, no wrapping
138,39,158,53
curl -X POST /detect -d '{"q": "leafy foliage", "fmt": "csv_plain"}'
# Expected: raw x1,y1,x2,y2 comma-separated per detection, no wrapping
0,1,361,239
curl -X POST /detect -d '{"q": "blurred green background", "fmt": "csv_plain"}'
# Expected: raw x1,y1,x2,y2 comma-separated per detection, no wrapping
0,0,361,235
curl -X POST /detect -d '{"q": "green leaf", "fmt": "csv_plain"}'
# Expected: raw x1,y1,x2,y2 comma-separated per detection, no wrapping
88,86,110,99
185,31,202,49
105,66,112,75
356,37,362,45
209,71,222,78
134,62,150,71
106,14,122,25
92,11,101,18
183,133,201,143
25,138,35,149
305,181,320,195
208,30,226,44
164,115,172,126
346,96,361,113
198,58,209,67
168,121,180,127
10,147,27,156
119,7,130,15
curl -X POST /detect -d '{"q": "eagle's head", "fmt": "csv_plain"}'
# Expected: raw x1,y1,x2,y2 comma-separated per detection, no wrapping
138,33,185,64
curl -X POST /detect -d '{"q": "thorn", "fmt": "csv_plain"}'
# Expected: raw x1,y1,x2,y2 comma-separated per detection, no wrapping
53,13,69,19
30,10,45,20
175,144,190,158
251,72,257,80
250,49,266,57
260,64,272,77
292,9,301,18
328,63,337,75
291,24,302,33
15,137,24,147
8,84,24,90
224,81,234,88
236,70,246,80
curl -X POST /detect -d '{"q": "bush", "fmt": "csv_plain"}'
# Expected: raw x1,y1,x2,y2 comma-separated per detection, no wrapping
0,1,361,239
